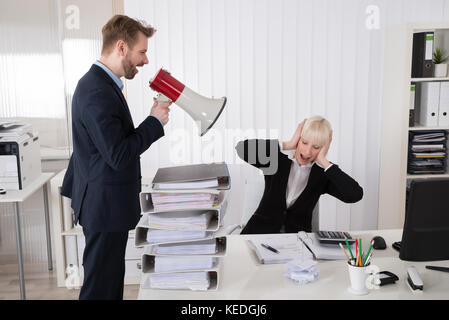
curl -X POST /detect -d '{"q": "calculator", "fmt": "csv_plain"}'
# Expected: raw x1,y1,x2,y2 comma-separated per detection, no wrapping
315,231,356,245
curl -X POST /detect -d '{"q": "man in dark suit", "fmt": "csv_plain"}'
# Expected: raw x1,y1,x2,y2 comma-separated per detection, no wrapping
61,15,171,300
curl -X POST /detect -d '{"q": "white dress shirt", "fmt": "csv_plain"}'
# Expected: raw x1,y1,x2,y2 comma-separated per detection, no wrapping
280,145,333,209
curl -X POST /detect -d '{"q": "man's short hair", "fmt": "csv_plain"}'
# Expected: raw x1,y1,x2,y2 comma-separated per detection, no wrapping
101,14,156,54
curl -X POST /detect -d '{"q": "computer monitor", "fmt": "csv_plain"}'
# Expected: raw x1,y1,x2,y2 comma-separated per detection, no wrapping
399,178,449,261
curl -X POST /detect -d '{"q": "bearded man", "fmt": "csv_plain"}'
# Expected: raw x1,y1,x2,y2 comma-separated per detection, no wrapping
61,15,171,300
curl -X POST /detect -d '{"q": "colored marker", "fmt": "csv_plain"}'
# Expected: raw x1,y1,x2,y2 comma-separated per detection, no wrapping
344,237,354,260
364,251,373,266
359,239,363,266
363,240,375,266
339,243,350,263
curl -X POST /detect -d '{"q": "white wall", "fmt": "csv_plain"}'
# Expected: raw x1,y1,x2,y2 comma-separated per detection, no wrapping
1,0,449,264
124,0,449,231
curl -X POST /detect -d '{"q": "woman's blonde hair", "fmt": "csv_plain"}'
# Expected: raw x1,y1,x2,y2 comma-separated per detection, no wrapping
301,115,332,147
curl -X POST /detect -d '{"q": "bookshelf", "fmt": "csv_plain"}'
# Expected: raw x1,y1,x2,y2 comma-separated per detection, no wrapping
411,77,449,82
379,22,449,229
408,125,449,130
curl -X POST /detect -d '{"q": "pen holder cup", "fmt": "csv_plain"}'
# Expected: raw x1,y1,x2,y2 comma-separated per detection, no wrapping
347,262,370,295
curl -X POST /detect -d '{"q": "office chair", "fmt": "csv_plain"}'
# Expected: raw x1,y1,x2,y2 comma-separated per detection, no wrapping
225,173,265,234
225,173,320,234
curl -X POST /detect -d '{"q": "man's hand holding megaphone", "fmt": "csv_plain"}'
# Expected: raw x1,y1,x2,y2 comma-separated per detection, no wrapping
149,68,227,135
150,97,172,126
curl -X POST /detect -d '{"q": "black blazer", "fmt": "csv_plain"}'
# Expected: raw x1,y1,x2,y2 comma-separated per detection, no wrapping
61,64,164,232
236,139,363,234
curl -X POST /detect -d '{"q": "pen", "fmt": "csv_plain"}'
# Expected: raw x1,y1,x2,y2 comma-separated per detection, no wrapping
359,238,363,267
339,243,350,263
425,266,449,273
363,240,375,266
344,237,354,260
261,243,280,254
364,251,373,266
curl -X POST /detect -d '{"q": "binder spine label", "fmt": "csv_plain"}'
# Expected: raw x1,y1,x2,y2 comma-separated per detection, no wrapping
425,33,434,60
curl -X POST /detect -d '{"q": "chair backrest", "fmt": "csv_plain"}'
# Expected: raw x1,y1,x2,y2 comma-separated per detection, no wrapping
400,178,449,261
241,175,266,229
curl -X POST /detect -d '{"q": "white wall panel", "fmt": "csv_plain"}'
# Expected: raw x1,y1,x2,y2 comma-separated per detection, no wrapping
253,0,269,131
0,0,115,263
347,0,371,231
240,0,255,132
125,0,449,230
281,0,298,140
317,0,341,231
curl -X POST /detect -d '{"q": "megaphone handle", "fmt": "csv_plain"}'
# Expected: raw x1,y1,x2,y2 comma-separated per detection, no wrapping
156,93,172,103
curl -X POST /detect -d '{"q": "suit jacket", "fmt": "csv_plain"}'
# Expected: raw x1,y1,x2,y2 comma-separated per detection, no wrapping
61,64,164,232
235,139,363,234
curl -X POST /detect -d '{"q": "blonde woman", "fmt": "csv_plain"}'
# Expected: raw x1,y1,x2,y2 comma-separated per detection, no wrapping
236,115,363,234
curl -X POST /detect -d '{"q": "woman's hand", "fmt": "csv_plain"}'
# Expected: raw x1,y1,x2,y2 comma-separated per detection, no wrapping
283,119,306,150
316,130,332,168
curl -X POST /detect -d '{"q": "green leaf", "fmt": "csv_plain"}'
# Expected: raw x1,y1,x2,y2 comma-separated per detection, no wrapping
433,48,449,64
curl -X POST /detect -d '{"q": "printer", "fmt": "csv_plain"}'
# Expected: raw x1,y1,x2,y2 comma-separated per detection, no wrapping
0,121,42,190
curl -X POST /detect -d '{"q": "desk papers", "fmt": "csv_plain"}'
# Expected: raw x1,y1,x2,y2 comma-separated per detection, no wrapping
284,258,320,285
247,233,352,263
247,234,313,264
298,233,352,260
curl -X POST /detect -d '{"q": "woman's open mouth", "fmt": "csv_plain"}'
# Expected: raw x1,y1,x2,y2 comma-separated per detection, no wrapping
300,154,311,162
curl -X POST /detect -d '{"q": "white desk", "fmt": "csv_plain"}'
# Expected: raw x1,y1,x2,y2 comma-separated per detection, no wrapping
138,229,449,300
0,172,55,300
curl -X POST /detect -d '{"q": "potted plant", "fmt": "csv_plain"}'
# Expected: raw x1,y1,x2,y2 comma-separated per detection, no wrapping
433,48,449,77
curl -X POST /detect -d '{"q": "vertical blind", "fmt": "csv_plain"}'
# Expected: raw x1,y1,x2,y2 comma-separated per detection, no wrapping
125,0,449,231
0,0,448,264
0,0,115,263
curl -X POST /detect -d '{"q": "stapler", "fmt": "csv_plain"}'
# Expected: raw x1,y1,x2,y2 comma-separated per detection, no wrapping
407,266,423,291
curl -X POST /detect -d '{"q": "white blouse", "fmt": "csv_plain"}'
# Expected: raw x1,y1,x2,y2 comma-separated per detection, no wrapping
280,146,332,208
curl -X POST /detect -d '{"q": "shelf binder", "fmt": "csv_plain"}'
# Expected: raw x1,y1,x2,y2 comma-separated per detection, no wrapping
419,82,440,127
439,82,449,126
411,32,434,78
410,84,416,127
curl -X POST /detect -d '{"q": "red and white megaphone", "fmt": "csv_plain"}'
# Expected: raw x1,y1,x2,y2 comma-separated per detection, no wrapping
149,68,227,136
